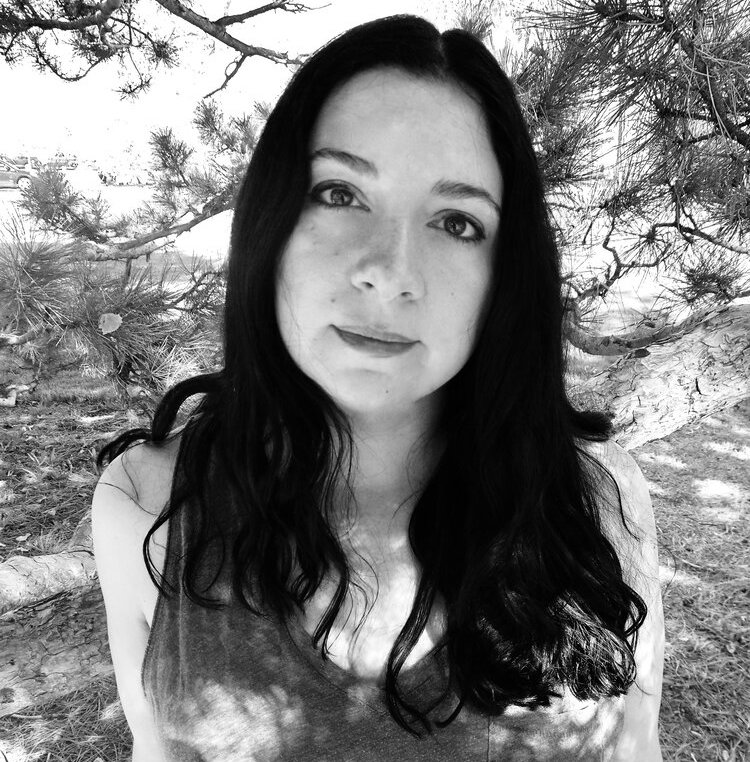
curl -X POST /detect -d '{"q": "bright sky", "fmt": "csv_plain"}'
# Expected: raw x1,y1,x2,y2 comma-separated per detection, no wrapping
0,0,469,164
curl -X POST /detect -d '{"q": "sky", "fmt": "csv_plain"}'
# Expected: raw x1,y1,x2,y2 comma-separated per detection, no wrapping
0,0,472,165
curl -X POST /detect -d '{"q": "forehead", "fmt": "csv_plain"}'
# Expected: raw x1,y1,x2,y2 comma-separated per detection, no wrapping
310,68,502,199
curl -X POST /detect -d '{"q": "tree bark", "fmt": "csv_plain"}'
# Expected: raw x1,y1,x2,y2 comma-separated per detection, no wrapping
0,512,112,718
571,302,750,449
0,586,111,716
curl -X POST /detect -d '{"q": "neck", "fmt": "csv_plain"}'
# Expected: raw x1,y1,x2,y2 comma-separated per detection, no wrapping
333,424,445,545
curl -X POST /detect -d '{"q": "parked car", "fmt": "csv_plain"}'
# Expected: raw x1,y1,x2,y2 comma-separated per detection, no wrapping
46,153,78,171
0,159,36,190
6,155,43,172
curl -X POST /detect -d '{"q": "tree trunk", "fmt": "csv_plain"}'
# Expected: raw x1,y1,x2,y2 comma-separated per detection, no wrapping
571,302,750,450
0,586,111,716
0,512,112,718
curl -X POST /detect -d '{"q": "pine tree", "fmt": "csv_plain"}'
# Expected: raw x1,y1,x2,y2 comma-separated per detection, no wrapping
1,0,748,445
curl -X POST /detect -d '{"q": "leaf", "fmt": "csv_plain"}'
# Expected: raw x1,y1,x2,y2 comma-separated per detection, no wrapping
98,312,123,335
16,534,30,542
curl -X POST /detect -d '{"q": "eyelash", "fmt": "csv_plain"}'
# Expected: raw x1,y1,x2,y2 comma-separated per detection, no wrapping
309,182,366,211
436,214,485,245
308,182,486,245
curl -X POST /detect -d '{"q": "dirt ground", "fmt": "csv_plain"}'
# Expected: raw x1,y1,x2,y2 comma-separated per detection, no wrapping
632,397,750,761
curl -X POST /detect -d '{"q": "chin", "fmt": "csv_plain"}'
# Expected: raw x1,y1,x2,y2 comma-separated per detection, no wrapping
329,387,414,416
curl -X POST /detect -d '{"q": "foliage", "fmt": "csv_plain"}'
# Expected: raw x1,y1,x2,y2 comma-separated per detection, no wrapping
1,0,287,401
0,0,308,98
4,0,750,401
4,96,250,399
509,0,750,320
19,168,114,240
0,0,180,98
0,214,224,401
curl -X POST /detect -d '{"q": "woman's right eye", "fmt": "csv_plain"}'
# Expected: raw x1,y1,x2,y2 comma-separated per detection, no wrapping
309,183,366,209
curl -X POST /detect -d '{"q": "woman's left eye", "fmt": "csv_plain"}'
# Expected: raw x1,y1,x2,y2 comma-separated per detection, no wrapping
435,213,485,244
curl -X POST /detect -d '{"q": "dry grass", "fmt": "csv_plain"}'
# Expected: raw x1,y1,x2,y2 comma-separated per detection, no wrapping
0,372,748,761
0,677,130,762
633,400,750,762
0,370,144,564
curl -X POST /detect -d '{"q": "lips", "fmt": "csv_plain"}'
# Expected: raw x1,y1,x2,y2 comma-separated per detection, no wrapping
334,327,417,356
336,325,416,344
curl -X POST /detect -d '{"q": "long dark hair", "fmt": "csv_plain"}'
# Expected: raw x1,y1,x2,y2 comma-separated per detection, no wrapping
98,15,646,737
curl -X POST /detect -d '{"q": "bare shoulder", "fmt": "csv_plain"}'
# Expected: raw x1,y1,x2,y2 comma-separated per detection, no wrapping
97,434,182,516
91,437,181,759
91,434,182,624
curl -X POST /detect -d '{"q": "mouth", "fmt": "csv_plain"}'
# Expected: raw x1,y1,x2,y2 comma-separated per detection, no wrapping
335,325,416,344
333,326,418,356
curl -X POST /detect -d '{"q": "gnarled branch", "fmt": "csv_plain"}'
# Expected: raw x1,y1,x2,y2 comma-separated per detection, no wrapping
154,0,305,66
565,303,728,356
213,1,311,28
0,0,122,33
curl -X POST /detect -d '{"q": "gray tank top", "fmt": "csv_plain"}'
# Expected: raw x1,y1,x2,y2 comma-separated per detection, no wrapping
141,500,625,761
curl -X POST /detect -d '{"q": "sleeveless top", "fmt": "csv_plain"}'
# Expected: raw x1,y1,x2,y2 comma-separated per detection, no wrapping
141,499,626,761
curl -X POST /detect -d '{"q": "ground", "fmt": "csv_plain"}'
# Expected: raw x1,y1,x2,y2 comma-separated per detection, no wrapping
636,398,749,762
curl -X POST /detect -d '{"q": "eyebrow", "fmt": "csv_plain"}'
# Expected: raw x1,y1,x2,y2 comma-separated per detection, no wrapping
310,148,378,176
431,179,501,217
310,148,501,215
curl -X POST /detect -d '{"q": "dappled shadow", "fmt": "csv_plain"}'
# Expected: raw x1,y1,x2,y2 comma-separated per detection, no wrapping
633,398,750,527
632,397,750,761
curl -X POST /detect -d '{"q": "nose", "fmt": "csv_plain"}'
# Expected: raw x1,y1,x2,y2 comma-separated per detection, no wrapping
351,217,425,301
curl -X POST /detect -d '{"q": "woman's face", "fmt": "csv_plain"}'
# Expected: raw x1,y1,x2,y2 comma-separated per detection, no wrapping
276,68,502,421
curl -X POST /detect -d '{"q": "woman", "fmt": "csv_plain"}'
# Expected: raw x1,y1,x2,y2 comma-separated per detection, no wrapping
92,14,664,762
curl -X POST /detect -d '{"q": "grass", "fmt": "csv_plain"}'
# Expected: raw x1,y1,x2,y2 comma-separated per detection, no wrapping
0,678,129,762
636,402,750,762
0,369,142,565
0,371,748,761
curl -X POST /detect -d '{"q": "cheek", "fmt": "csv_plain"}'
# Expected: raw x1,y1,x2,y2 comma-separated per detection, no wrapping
276,225,341,330
278,230,321,296
284,218,349,283
439,264,492,336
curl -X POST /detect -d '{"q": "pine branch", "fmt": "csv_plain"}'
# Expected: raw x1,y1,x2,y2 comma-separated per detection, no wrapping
43,197,233,267
73,238,170,263
2,0,311,91
204,54,248,99
660,4,750,150
213,1,312,28
651,220,749,255
0,0,123,33
565,302,729,356
0,325,44,348
118,200,234,253
154,0,305,66
29,33,100,80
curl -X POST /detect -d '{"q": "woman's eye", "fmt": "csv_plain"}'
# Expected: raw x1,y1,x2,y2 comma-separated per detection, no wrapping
438,213,485,244
310,183,364,209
